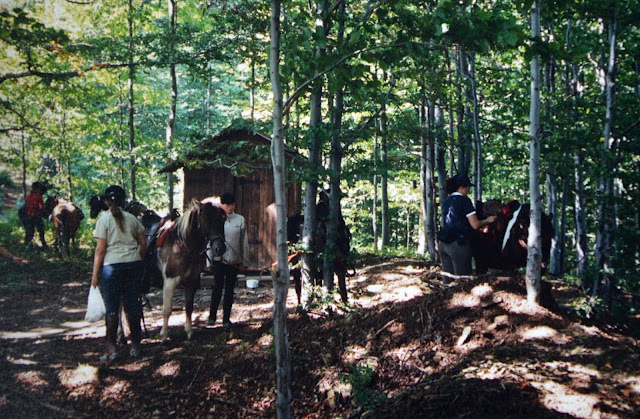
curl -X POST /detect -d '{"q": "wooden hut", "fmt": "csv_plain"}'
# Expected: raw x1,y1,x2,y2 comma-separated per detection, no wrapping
161,127,303,270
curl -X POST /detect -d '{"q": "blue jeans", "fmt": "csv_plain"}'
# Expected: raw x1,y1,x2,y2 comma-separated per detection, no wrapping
100,261,144,317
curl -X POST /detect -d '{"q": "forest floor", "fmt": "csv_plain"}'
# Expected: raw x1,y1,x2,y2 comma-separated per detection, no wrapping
1,185,640,418
1,248,640,418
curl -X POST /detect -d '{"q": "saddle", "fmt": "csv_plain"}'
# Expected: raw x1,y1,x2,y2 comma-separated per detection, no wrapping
141,219,175,293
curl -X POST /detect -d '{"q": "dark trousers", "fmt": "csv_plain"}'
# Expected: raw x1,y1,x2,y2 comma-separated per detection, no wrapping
209,262,238,323
438,240,473,277
23,215,46,246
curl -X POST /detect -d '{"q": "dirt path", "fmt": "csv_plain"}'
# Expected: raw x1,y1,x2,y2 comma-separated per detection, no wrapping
1,256,639,418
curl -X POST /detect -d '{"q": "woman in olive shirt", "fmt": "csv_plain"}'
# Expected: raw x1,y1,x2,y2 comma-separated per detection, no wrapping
91,185,146,361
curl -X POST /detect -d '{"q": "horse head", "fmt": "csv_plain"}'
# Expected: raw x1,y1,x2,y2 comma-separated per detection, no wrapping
196,200,227,259
287,213,304,244
43,196,58,217
124,200,148,217
140,209,162,229
89,195,107,218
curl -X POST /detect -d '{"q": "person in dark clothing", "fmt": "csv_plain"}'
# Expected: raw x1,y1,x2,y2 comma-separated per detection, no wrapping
437,174,496,277
19,181,47,248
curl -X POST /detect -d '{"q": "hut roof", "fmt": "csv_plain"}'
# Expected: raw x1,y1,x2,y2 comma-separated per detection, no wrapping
159,127,304,175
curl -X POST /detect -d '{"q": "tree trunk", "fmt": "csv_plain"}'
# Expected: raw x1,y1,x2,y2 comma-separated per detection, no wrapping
525,0,542,305
566,16,588,282
20,130,27,198
423,99,436,260
594,11,618,302
300,0,327,310
455,48,471,176
269,1,291,417
128,0,137,201
323,0,345,293
380,80,390,248
118,76,127,188
546,173,561,275
468,53,482,203
373,129,379,247
418,101,428,256
574,149,588,283
165,0,177,213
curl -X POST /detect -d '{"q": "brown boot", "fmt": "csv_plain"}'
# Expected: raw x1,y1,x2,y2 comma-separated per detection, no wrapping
101,314,119,362
127,313,142,358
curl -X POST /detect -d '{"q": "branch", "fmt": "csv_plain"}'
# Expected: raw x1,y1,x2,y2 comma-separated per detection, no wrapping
340,71,397,150
283,42,408,114
0,38,234,85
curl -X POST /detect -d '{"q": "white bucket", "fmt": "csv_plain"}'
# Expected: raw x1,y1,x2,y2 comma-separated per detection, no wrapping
246,279,259,289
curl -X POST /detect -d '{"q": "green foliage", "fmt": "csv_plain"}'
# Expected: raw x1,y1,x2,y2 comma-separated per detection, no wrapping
341,363,386,410
569,295,605,320
0,170,14,188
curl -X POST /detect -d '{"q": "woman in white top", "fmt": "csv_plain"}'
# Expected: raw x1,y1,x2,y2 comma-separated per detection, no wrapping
207,192,248,329
91,185,146,361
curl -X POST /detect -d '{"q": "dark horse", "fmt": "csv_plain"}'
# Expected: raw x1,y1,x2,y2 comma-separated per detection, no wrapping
472,199,554,274
89,194,148,219
154,199,227,341
45,197,85,258
286,207,354,305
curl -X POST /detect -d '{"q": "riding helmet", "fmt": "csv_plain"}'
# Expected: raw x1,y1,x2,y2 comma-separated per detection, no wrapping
104,185,126,202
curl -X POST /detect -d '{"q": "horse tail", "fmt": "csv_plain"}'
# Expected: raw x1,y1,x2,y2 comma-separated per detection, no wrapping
337,257,357,277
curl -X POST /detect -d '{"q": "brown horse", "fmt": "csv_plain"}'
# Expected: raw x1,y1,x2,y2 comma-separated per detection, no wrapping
46,197,85,259
156,199,226,342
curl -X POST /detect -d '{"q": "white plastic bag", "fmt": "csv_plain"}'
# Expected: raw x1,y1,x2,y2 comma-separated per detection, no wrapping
85,285,106,322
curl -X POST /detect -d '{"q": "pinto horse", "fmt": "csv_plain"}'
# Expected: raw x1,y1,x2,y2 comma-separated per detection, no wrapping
154,200,226,342
471,199,553,273
45,197,85,258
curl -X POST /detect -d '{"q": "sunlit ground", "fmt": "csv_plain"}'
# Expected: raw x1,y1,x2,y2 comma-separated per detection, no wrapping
2,265,639,417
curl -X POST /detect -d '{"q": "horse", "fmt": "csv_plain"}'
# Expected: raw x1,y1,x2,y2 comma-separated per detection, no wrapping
286,207,354,305
153,199,227,342
89,194,108,218
471,199,553,274
90,193,150,219
45,197,85,259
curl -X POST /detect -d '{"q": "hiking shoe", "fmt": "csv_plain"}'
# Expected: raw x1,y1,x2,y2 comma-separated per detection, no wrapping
223,321,232,330
130,346,141,358
207,317,216,326
100,351,118,363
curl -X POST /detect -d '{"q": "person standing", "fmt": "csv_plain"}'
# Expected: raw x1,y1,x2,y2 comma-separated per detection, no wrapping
20,181,47,248
437,174,496,277
208,192,249,329
91,185,147,361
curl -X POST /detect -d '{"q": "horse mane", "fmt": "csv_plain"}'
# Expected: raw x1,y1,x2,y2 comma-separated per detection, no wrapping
171,202,199,243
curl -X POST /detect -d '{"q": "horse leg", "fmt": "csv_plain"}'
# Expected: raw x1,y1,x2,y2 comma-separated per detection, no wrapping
291,267,302,306
336,265,348,303
184,285,196,340
160,276,180,342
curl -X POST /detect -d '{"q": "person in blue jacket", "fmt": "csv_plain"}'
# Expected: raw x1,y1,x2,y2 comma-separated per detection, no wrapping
437,174,496,277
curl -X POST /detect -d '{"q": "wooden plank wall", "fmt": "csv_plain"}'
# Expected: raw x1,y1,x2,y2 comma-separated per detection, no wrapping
183,165,300,270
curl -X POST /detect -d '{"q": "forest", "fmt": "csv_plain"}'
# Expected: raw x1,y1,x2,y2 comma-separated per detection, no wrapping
1,0,640,417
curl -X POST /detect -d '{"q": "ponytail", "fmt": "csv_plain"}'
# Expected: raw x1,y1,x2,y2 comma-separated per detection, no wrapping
107,199,126,232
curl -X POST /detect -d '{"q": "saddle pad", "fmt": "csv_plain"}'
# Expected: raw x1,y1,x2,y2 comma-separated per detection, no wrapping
156,220,175,248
